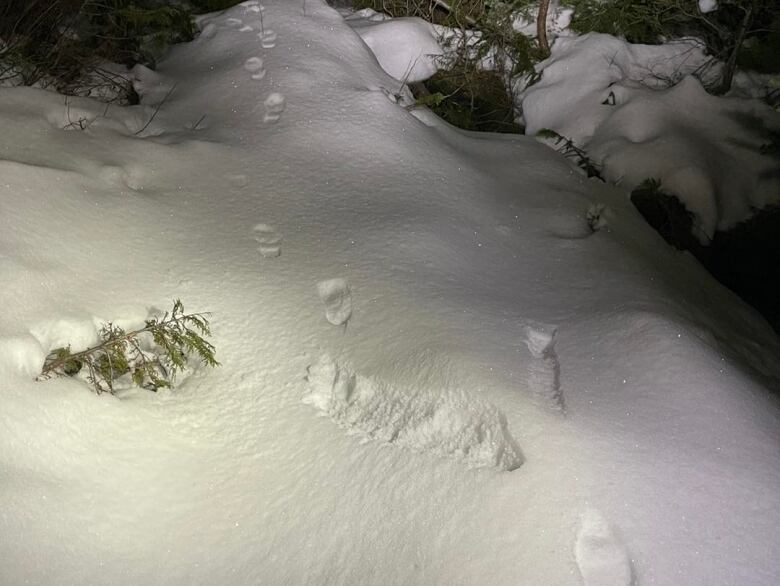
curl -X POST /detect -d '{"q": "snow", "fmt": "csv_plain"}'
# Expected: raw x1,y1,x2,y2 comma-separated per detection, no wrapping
698,0,719,14
520,33,780,238
346,14,443,82
1,1,780,584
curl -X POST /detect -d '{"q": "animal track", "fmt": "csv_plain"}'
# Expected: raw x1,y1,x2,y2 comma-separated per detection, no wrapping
253,223,282,258
225,17,243,27
304,355,524,471
317,278,352,326
200,23,217,39
523,323,564,411
244,57,266,80
227,173,249,188
263,93,286,123
575,510,634,586
259,30,277,49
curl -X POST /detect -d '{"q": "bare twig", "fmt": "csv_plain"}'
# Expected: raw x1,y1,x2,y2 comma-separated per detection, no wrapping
190,114,206,131
134,82,177,136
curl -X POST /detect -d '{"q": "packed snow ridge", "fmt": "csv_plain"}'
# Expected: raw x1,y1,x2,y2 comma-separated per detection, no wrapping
304,355,524,471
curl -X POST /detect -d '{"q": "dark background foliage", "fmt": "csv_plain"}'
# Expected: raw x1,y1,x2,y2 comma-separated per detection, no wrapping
0,0,242,95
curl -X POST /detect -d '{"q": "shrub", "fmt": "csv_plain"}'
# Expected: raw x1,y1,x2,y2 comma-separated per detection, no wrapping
358,1,543,132
738,14,780,74
414,67,523,132
37,299,219,394
567,0,780,93
0,0,242,99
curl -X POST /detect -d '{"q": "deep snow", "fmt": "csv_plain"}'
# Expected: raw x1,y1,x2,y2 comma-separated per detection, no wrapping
519,33,780,240
346,7,780,241
1,1,780,585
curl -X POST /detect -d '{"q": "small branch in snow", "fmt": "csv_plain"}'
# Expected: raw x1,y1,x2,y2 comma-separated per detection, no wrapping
134,82,177,136
190,114,206,131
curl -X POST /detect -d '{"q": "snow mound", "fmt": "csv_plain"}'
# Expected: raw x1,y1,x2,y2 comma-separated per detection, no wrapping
521,33,718,143
521,33,780,236
587,74,780,238
347,15,443,82
304,355,524,471
0,335,46,378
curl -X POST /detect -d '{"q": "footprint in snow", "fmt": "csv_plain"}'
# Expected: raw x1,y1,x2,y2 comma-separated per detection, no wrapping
304,355,524,471
253,223,282,258
225,17,243,27
244,57,266,80
200,23,217,39
575,509,634,586
317,278,352,326
547,204,611,240
227,173,249,188
586,203,610,232
263,93,286,123
523,323,564,412
239,24,254,32
259,30,277,49
545,210,594,240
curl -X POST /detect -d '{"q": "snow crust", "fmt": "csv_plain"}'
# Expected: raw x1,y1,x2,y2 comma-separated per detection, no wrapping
1,1,780,584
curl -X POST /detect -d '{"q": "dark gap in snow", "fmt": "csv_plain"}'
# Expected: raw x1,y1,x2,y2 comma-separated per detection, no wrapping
411,73,522,135
704,206,780,335
632,187,780,334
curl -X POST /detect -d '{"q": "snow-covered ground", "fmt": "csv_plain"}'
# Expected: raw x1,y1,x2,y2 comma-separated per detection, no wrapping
1,1,780,584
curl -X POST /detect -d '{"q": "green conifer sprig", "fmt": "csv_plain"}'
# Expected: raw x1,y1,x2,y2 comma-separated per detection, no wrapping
37,299,218,394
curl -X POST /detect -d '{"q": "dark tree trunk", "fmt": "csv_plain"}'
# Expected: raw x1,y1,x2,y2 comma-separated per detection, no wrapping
715,2,754,95
537,0,550,56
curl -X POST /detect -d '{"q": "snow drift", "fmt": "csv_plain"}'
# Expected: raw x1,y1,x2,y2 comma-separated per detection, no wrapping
521,33,780,239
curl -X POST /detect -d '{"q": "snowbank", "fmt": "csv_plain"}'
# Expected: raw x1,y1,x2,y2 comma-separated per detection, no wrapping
346,13,443,82
521,33,780,238
1,2,780,585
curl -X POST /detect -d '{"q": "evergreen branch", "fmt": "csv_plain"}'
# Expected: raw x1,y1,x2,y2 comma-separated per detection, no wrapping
37,299,219,394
